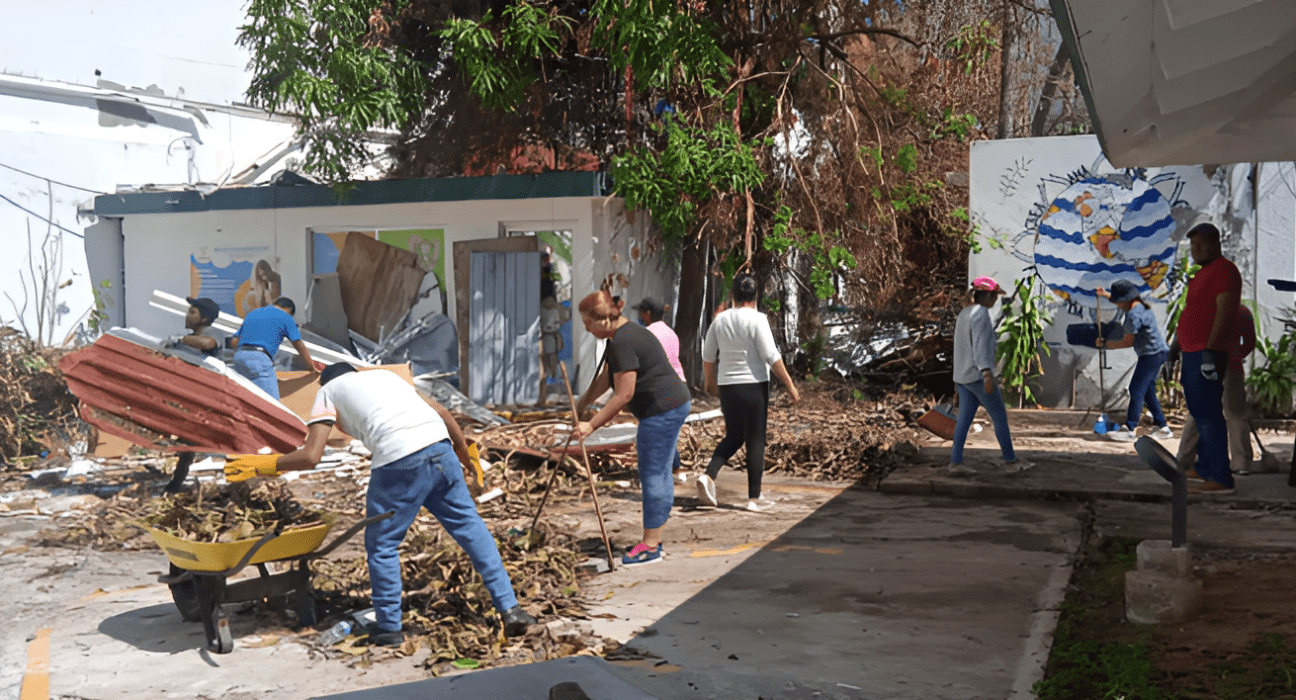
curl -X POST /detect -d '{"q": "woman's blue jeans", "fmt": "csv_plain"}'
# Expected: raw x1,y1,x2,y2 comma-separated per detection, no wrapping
1125,351,1168,430
951,380,1017,464
365,440,518,632
636,401,691,530
232,348,279,400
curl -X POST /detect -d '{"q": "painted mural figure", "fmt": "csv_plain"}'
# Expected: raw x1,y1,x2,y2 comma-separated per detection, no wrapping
240,259,282,314
1094,280,1172,442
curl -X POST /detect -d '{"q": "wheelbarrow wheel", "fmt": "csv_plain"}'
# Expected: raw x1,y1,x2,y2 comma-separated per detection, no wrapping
167,563,202,622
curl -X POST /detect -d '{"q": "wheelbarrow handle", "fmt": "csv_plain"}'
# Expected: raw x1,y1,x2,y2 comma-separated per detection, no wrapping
305,511,395,561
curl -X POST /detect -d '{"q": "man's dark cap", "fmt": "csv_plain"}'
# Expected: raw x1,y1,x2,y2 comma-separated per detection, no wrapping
633,297,664,317
1108,279,1140,304
273,297,296,315
320,363,357,386
1186,222,1221,240
186,297,221,324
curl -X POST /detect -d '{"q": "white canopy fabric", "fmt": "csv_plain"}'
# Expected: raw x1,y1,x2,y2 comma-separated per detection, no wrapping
1051,0,1296,167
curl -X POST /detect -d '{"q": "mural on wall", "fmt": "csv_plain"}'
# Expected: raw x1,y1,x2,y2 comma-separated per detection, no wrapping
997,156,1193,319
190,246,280,317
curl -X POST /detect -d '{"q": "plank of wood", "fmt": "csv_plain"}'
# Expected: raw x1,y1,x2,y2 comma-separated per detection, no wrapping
337,232,426,343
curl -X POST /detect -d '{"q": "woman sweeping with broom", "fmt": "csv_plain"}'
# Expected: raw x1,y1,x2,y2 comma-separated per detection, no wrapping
1095,279,1173,442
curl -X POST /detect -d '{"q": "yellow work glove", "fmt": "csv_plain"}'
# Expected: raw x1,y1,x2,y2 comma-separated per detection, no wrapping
224,454,281,482
466,441,484,488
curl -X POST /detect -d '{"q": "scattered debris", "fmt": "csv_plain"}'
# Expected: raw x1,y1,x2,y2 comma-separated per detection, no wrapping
0,329,81,464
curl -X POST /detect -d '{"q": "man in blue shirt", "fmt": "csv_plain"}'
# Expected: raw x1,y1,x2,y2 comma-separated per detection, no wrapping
232,297,319,400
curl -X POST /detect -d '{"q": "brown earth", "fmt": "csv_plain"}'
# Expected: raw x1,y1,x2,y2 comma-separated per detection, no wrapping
1051,538,1296,698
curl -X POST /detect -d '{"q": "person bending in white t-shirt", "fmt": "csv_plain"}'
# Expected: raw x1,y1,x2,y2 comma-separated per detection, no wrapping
275,364,535,647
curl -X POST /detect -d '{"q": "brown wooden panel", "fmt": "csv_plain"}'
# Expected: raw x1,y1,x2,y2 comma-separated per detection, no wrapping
337,232,425,342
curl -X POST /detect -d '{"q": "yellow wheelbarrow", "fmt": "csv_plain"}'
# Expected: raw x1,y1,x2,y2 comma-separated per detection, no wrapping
152,511,393,654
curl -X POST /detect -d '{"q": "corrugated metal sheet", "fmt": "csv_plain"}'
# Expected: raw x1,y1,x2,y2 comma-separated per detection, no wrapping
60,333,307,454
469,251,540,405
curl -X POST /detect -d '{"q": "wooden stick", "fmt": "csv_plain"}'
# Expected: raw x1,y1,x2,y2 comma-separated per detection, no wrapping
563,363,616,569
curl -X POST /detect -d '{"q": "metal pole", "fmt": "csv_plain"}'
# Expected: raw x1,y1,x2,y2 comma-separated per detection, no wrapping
1095,293,1106,415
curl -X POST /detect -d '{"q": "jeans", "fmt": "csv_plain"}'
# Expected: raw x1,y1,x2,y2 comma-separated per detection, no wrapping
636,401,691,530
1178,365,1252,473
1125,351,1168,430
951,380,1017,464
704,382,771,499
1180,350,1233,488
232,348,279,400
365,440,518,632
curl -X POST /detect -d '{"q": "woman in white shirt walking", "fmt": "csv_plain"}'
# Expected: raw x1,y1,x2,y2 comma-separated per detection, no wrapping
948,276,1025,475
695,275,800,511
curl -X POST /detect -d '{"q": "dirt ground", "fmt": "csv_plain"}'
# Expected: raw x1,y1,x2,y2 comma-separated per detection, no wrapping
1049,537,1296,699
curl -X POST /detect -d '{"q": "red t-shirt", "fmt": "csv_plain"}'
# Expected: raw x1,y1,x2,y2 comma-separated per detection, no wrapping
1177,257,1241,353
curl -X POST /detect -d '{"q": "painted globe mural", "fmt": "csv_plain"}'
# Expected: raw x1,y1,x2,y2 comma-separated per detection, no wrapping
1033,177,1176,309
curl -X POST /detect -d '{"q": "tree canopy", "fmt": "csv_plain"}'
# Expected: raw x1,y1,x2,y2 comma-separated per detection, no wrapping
240,0,1087,352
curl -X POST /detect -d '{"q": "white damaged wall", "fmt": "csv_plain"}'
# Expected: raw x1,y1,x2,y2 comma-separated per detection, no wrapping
969,135,1296,410
0,1,298,344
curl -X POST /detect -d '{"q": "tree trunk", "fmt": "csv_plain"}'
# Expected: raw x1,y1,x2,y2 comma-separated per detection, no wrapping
996,5,1017,140
675,239,711,389
1030,43,1071,136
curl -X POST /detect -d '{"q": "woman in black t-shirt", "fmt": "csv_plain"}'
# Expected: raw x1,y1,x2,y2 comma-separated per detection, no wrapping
573,291,691,566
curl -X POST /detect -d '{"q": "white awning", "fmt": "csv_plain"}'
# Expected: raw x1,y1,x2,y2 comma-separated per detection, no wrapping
1051,0,1296,167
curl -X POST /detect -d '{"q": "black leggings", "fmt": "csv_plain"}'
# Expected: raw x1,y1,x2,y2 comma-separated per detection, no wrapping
704,381,770,499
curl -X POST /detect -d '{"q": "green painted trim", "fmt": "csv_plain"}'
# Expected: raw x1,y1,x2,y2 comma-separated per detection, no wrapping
94,171,606,216
1048,0,1106,150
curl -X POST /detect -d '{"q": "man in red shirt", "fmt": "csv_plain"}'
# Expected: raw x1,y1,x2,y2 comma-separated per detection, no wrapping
1175,223,1241,494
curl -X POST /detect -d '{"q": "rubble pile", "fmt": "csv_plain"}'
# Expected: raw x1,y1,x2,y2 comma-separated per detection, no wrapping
144,477,327,541
0,330,82,464
312,522,592,672
686,383,927,483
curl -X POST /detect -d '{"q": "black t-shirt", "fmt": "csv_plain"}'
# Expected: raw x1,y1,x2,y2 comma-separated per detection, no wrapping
605,322,691,418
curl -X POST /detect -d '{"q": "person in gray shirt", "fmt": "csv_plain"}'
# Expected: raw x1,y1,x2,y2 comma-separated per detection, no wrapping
947,276,1026,475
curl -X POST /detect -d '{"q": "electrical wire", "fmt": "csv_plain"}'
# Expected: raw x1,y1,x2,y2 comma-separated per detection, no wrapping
0,192,83,239
0,161,104,195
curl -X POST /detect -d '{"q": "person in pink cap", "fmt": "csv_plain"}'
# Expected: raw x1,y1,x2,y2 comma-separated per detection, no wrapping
946,276,1027,475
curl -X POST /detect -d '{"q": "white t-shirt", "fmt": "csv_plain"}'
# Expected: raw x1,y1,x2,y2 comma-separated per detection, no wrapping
308,370,450,468
701,306,782,385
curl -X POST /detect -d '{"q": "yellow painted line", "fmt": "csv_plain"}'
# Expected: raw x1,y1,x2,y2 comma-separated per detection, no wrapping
20,628,51,700
689,542,767,558
771,544,843,555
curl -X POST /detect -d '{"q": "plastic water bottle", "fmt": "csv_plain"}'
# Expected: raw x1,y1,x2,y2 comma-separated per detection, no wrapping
318,620,352,645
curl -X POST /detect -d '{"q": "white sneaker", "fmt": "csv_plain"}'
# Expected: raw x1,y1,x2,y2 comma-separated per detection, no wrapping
1106,427,1136,442
696,474,718,506
746,497,776,512
675,471,688,484
1152,426,1173,439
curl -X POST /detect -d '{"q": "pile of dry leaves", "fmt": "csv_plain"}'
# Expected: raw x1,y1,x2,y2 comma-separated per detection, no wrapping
143,478,327,541
0,330,82,465
683,383,927,483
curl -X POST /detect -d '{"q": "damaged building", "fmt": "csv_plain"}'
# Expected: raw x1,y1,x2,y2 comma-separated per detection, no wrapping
83,171,677,405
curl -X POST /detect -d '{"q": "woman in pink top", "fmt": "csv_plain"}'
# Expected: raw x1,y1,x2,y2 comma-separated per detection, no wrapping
634,297,688,481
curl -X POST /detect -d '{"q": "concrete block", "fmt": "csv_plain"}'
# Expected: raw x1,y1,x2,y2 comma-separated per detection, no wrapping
1125,570,1203,624
1136,540,1194,578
